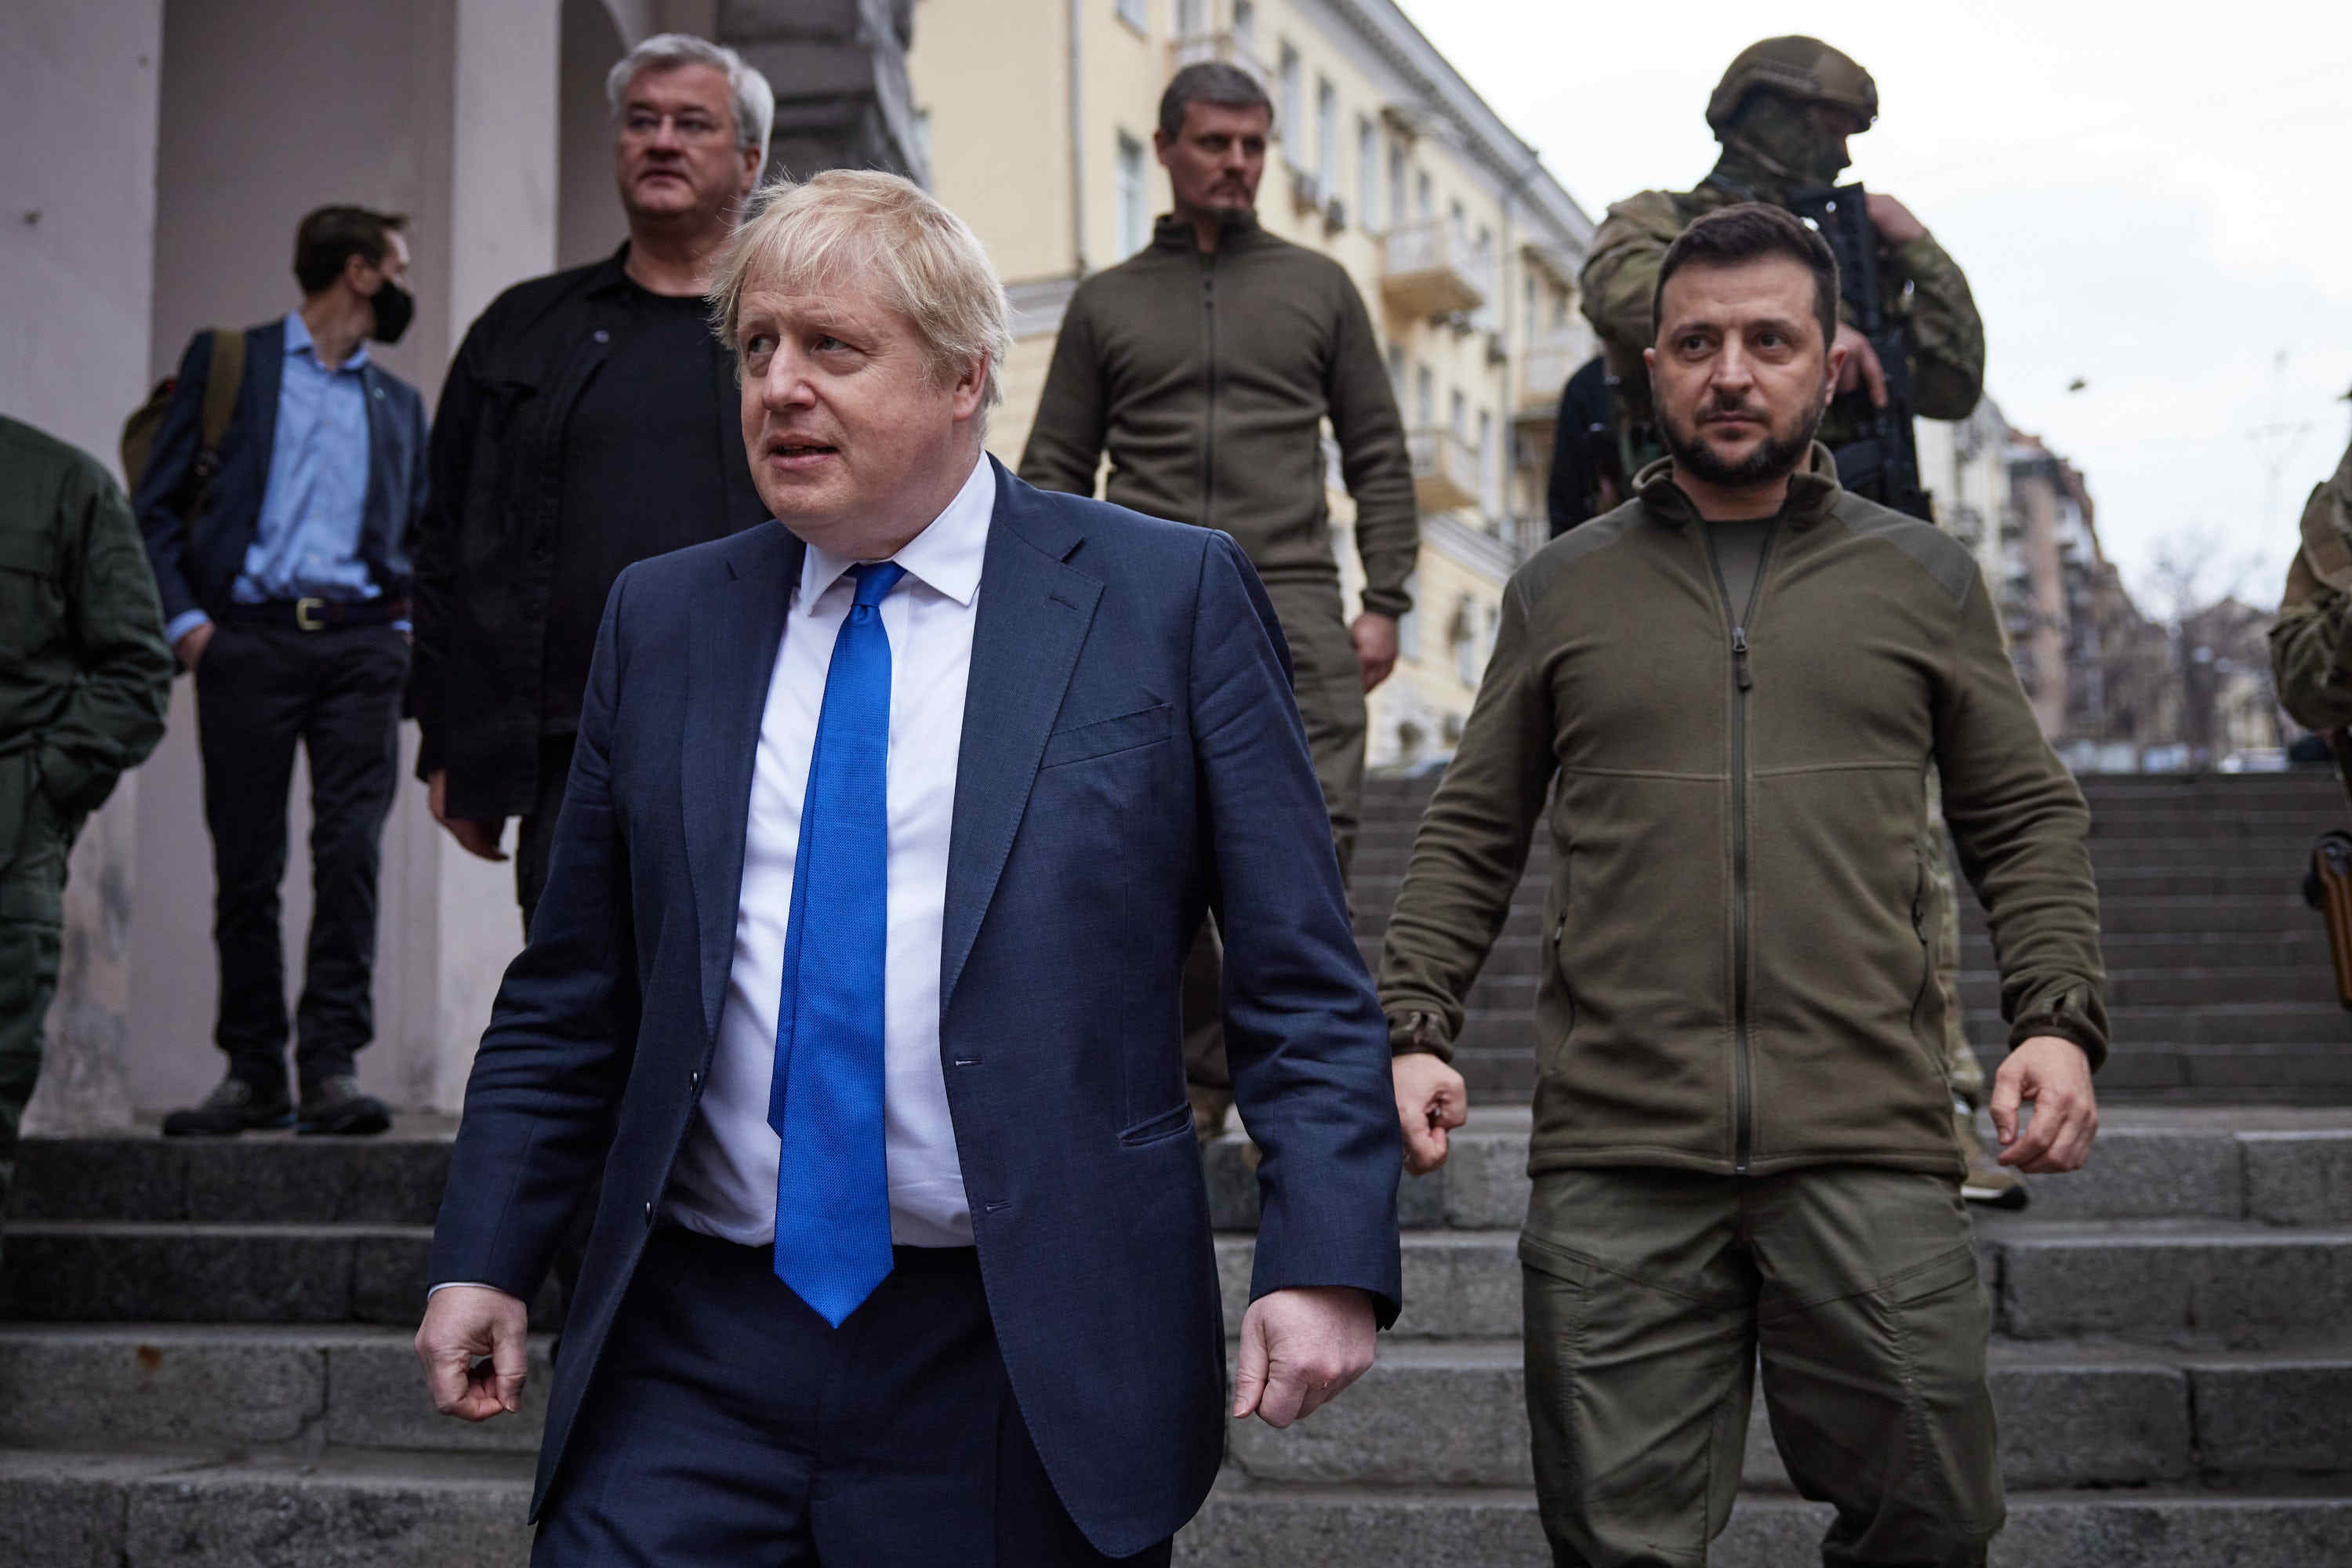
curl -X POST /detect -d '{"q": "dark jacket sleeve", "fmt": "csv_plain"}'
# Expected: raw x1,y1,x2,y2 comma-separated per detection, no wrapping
130,332,213,631
1016,289,1110,497
409,314,488,777
1375,568,1559,1058
1933,560,2107,1065
428,568,642,1295
1192,531,1401,1325
40,461,173,815
1323,274,1417,620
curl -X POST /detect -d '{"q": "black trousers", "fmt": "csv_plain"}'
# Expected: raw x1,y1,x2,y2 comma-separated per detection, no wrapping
193,620,407,1091
536,1229,1173,1566
516,730,576,935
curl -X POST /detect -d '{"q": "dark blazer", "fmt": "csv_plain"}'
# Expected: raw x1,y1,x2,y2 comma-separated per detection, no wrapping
430,459,1403,1555
131,319,427,630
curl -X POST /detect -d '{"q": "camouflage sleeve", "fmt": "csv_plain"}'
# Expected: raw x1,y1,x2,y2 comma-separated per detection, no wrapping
1887,233,1985,421
1577,191,1688,362
2269,443,2352,730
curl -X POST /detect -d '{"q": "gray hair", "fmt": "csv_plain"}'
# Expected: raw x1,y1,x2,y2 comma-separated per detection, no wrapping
1158,61,1273,141
605,33,775,167
709,171,1011,430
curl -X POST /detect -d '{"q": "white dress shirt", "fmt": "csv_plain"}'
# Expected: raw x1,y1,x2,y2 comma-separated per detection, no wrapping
665,454,992,1248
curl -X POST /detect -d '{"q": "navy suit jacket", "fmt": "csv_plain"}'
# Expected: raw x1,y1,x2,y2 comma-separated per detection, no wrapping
430,459,1403,1555
132,320,426,627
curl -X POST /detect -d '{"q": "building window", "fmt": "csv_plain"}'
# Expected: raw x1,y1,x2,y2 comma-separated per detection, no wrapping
1416,169,1433,220
1450,388,1467,439
1387,343,1406,397
1478,408,1496,521
1316,78,1338,187
1232,0,1255,47
1116,0,1148,34
1522,273,1535,343
1454,597,1479,685
1398,571,1421,660
1415,365,1434,428
1278,45,1302,163
1357,117,1379,231
1115,133,1148,259
1175,0,1205,31
1388,143,1406,230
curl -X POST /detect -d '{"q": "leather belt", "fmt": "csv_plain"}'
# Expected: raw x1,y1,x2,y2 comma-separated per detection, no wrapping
223,597,410,631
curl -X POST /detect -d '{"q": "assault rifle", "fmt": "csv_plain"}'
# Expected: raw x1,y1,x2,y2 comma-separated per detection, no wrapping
1786,183,1933,521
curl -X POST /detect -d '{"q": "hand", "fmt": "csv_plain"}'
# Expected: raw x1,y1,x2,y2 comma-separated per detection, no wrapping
1232,1285,1377,1428
416,1284,530,1421
1865,191,1929,247
1989,1036,2099,1174
429,769,509,862
1351,612,1399,693
174,621,215,671
1831,322,1889,410
1393,1051,1468,1175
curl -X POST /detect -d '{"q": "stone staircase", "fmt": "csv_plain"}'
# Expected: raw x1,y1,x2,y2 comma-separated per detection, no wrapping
5,771,2350,1565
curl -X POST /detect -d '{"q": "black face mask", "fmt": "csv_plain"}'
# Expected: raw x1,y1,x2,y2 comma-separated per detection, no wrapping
369,278,416,345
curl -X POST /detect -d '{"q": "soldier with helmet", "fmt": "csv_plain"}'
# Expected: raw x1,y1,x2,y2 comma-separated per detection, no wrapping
1579,36,2020,1207
1581,36,1986,452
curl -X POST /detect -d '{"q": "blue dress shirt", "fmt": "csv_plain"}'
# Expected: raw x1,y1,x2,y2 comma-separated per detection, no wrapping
163,311,383,645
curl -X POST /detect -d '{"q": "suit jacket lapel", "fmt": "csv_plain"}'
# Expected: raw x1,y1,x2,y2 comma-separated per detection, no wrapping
942,463,1100,1010
684,521,802,1043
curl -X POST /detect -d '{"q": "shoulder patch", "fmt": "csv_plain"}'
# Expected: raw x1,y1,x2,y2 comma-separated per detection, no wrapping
1827,497,1977,607
1513,504,1647,612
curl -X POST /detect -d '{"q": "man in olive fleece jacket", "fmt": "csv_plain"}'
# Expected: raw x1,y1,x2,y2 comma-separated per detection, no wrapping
1022,64,1417,1137
1382,205,2104,1566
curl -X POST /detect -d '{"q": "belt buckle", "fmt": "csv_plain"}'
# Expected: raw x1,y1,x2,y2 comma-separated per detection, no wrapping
295,597,326,632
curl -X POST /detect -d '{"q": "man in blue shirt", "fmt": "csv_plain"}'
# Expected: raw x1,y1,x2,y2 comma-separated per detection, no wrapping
134,205,430,1138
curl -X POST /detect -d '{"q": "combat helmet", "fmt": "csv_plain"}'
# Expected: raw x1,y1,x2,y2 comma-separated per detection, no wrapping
1705,37,1878,136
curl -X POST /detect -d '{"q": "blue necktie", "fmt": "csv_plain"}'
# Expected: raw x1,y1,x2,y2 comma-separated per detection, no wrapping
770,561,905,1327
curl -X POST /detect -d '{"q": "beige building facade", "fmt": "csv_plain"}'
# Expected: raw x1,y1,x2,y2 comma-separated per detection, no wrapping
910,0,1594,766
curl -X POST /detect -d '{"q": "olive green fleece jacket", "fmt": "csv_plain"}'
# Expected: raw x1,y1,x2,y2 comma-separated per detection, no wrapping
1019,214,1418,617
1379,448,2107,1177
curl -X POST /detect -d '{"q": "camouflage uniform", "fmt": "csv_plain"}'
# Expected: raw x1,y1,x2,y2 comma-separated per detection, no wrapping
0,416,173,1245
1577,37,1991,1113
2269,437,2352,731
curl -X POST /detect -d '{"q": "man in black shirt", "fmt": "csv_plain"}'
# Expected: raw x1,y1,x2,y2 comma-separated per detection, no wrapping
412,34,774,927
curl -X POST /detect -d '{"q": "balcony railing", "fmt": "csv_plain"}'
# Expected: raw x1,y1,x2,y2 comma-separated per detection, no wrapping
1381,220,1492,321
1516,324,1593,417
1408,427,1481,515
1167,30,1266,82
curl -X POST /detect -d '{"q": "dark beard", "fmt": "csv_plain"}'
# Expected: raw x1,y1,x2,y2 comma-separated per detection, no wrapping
1660,398,1822,488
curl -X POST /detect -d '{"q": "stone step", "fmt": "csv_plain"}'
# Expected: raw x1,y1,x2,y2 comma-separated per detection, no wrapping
1223,1338,2352,1492
1984,1217,2352,1349
1203,1120,2352,1231
5,1450,2347,1568
8,1135,452,1225
0,1325,552,1455
11,1326,2336,1496
1214,1222,2352,1349
0,1224,560,1329
1179,1482,2352,1568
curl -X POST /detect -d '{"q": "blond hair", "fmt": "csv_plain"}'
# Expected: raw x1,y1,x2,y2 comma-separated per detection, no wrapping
708,171,1011,425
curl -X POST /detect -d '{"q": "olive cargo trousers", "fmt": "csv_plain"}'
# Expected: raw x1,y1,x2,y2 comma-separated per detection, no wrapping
0,763,74,1261
1521,1165,2003,1567
1182,578,1367,1131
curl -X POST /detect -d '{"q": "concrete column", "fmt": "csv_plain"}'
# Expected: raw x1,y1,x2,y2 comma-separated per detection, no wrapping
1,0,166,1133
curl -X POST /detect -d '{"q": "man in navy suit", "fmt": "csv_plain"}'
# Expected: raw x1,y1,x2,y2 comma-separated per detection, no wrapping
414,169,1403,1563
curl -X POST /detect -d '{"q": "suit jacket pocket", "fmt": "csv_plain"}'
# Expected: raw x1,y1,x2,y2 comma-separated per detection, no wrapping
1040,701,1172,769
1120,1103,1195,1147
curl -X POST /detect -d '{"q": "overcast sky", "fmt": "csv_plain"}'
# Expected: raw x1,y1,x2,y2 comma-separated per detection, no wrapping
1397,0,2352,611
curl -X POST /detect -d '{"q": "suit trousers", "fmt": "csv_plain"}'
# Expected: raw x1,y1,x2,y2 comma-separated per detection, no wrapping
193,621,406,1091
535,1227,1174,1566
1519,1165,2003,1567
1182,576,1366,1125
